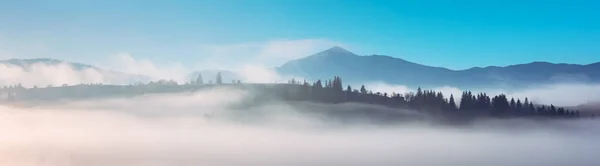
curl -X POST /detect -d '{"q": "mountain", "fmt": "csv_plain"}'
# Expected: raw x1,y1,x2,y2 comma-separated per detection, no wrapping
277,47,600,89
0,58,151,86
5,49,599,89
1,58,99,70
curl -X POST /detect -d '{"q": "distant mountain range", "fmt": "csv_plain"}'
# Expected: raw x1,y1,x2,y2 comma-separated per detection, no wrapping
2,47,599,89
0,58,151,85
1,58,102,71
277,46,600,89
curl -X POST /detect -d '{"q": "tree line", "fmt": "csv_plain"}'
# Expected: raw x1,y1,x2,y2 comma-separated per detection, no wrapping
278,76,583,119
0,73,589,119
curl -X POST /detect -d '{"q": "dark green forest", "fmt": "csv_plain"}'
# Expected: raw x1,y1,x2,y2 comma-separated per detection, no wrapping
277,76,582,120
0,72,588,120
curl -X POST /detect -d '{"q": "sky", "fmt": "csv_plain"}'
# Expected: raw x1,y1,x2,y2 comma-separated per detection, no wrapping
0,0,599,70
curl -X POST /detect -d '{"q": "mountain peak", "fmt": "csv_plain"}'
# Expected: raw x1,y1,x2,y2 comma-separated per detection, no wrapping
326,46,349,52
313,46,357,58
324,46,353,54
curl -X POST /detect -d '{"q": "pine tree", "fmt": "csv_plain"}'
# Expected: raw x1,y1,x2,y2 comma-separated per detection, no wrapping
510,98,516,109
416,87,423,98
333,76,343,92
448,94,457,110
314,80,323,89
459,91,471,111
550,105,557,116
216,72,223,84
196,73,204,84
360,85,367,94
528,102,535,115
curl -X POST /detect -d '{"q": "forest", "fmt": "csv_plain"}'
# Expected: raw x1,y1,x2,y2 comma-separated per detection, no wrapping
0,72,588,120
276,76,584,120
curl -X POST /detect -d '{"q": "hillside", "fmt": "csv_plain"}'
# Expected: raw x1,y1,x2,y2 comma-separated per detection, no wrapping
277,47,600,89
3,49,599,90
0,79,586,121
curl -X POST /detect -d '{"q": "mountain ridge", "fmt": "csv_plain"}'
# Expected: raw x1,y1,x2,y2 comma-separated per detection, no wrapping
276,47,600,89
2,47,599,89
0,58,151,85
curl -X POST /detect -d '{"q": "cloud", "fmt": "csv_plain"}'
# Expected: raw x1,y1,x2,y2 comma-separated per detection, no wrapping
505,84,600,106
197,39,345,69
103,53,299,84
233,65,308,84
103,53,190,83
0,38,335,86
1,87,600,166
234,65,283,83
0,62,111,87
0,52,299,87
99,39,338,83
365,82,463,99
364,82,600,107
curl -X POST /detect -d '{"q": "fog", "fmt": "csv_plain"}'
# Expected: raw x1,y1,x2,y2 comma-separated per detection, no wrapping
2,56,598,107
1,87,599,166
0,57,291,88
0,62,119,87
366,81,600,107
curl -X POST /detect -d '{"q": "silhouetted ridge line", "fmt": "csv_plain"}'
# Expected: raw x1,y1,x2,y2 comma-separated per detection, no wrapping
2,75,590,121
277,47,600,89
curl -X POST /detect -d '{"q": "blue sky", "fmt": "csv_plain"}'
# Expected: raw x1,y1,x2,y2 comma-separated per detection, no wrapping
1,0,599,70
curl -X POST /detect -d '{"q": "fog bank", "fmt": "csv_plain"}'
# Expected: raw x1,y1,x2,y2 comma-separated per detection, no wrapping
1,87,599,166
366,82,600,107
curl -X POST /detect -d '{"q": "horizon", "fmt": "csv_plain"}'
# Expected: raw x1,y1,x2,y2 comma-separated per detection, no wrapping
2,1,600,165
1,1,599,70
2,46,599,72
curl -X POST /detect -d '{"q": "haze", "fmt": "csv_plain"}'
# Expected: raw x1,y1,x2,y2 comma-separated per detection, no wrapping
0,87,598,166
2,1,600,165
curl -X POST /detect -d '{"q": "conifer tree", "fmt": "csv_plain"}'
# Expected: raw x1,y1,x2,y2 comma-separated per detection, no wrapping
216,72,223,84
448,94,457,110
510,98,516,109
196,73,204,84
360,85,367,94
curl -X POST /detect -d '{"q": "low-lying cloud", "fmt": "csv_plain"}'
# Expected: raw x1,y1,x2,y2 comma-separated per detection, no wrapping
0,38,340,87
366,82,600,107
0,55,294,87
104,53,190,83
1,87,599,166
197,39,346,69
0,62,122,88
1,56,599,109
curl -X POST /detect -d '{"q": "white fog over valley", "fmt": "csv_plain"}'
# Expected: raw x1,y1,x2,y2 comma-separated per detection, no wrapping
0,58,599,165
3,1,600,165
2,87,600,166
2,58,600,107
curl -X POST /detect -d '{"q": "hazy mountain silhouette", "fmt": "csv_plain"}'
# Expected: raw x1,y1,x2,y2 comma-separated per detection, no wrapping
4,49,600,89
1,58,97,70
0,58,151,83
277,47,600,89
